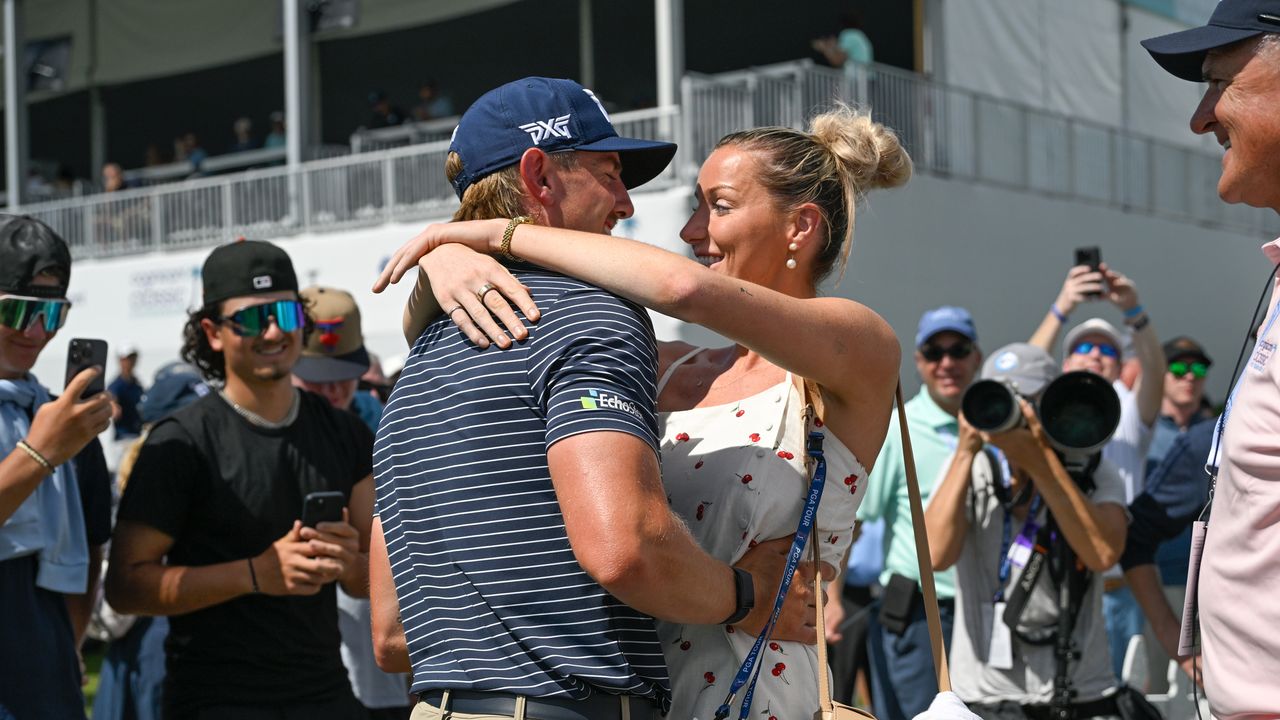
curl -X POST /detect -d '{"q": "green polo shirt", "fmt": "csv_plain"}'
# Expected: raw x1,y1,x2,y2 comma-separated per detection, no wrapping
857,388,957,598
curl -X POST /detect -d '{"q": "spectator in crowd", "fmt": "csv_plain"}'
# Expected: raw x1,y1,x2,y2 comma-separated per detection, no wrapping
93,362,208,720
229,117,257,153
812,11,874,71
1121,335,1215,692
1140,5,1280,710
370,76,841,720
0,215,114,719
293,285,408,720
1029,264,1163,679
174,132,207,170
359,351,393,405
412,79,456,121
830,518,883,707
108,344,145,442
1149,337,1215,466
1121,418,1213,689
102,162,129,193
106,240,374,719
143,144,165,167
368,90,405,129
264,111,287,149
857,306,981,720
926,343,1128,718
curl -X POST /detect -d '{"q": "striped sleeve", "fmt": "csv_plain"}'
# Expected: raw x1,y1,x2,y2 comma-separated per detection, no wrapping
527,286,660,455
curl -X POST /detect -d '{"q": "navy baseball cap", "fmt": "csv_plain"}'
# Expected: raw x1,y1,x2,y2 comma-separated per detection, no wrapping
1142,0,1280,81
916,306,978,348
448,77,677,199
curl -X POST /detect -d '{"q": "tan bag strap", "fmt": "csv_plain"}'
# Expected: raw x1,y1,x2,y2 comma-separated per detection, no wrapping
895,381,952,692
803,379,951,713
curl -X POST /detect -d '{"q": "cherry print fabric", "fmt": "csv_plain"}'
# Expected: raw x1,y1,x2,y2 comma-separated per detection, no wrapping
656,367,867,718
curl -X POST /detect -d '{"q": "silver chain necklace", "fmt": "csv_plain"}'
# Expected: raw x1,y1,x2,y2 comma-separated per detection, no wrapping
220,388,300,429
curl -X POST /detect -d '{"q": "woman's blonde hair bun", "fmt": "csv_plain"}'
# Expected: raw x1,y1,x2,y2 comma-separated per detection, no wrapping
809,104,912,194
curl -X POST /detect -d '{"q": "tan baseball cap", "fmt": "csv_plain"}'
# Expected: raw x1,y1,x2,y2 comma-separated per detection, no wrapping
293,286,370,383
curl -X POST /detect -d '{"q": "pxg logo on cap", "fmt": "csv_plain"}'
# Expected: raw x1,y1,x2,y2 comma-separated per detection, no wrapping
448,77,676,200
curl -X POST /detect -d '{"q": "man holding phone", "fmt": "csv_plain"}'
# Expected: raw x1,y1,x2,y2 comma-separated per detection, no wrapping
1029,257,1163,680
107,240,375,719
0,214,114,719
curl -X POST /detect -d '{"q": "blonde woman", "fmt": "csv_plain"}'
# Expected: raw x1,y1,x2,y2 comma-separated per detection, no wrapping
378,107,910,718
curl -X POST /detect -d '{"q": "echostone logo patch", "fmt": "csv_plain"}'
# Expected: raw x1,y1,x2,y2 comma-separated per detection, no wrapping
579,389,642,420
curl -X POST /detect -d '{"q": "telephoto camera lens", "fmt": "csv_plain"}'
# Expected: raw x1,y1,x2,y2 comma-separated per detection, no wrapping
961,379,1022,433
1038,371,1121,455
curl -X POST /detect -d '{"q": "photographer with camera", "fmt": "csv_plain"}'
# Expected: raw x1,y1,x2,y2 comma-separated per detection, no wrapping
0,215,115,719
1029,262,1162,679
925,344,1128,718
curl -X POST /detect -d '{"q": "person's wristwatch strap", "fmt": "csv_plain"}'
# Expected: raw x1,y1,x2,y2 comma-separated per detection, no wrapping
721,567,754,625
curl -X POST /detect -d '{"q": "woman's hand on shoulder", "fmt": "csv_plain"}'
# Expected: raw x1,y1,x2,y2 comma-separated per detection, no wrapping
424,244,541,350
372,218,508,292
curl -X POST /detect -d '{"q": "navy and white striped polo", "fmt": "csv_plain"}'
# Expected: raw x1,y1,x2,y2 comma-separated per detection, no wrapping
374,268,671,708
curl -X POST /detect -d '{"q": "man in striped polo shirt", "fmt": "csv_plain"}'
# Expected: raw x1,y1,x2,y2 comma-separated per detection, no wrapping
372,78,814,720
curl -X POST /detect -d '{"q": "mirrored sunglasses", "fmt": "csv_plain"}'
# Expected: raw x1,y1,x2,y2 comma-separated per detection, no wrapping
919,341,974,362
1168,360,1208,379
218,300,306,337
1071,341,1119,359
0,295,71,333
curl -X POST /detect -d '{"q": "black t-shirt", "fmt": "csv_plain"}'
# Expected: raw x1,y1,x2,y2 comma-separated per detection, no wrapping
116,390,373,715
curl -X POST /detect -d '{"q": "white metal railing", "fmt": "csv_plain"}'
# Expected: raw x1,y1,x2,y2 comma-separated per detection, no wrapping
681,60,1277,236
19,61,1275,260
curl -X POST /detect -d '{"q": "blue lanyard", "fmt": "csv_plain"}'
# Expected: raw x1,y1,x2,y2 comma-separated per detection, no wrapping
714,431,827,720
995,495,1041,603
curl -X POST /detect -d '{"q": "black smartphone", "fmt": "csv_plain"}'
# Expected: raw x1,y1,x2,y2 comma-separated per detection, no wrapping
65,338,108,399
1074,246,1102,299
301,491,346,528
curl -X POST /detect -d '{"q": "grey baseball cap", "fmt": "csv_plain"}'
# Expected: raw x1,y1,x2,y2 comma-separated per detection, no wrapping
981,343,1060,397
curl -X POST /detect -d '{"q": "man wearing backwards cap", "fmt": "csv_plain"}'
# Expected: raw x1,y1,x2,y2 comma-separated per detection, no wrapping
292,285,410,720
1142,1,1280,712
0,214,114,719
371,77,812,720
107,240,375,719
925,344,1128,717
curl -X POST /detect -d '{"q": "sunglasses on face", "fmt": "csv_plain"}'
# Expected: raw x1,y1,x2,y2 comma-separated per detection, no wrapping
217,300,306,337
1169,360,1209,379
1071,341,1119,359
0,295,71,333
919,341,974,362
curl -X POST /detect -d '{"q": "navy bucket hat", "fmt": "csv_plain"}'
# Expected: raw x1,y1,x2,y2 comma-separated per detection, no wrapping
448,77,677,199
1141,0,1280,81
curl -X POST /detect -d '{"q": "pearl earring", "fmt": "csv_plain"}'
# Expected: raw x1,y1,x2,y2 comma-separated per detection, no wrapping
786,242,798,270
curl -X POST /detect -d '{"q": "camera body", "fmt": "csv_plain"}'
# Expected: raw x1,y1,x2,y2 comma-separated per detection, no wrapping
961,371,1121,472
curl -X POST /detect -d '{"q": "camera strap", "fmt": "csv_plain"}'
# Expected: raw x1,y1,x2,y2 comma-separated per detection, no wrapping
999,521,1052,634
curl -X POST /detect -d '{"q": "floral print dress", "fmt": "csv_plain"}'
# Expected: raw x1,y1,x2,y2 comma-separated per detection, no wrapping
655,350,868,719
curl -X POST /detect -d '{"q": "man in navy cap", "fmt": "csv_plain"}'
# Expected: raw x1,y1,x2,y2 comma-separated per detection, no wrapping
372,77,817,720
857,306,982,720
1141,2,1280,712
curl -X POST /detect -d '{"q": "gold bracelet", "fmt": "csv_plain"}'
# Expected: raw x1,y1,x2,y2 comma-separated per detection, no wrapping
15,439,53,473
501,216,532,263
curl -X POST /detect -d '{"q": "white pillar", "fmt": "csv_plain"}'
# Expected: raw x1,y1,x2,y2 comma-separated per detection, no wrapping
655,0,683,110
283,0,310,169
579,0,594,88
4,0,25,209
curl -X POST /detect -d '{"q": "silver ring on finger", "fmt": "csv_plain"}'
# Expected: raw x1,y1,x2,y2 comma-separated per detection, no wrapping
446,305,465,320
474,282,497,304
